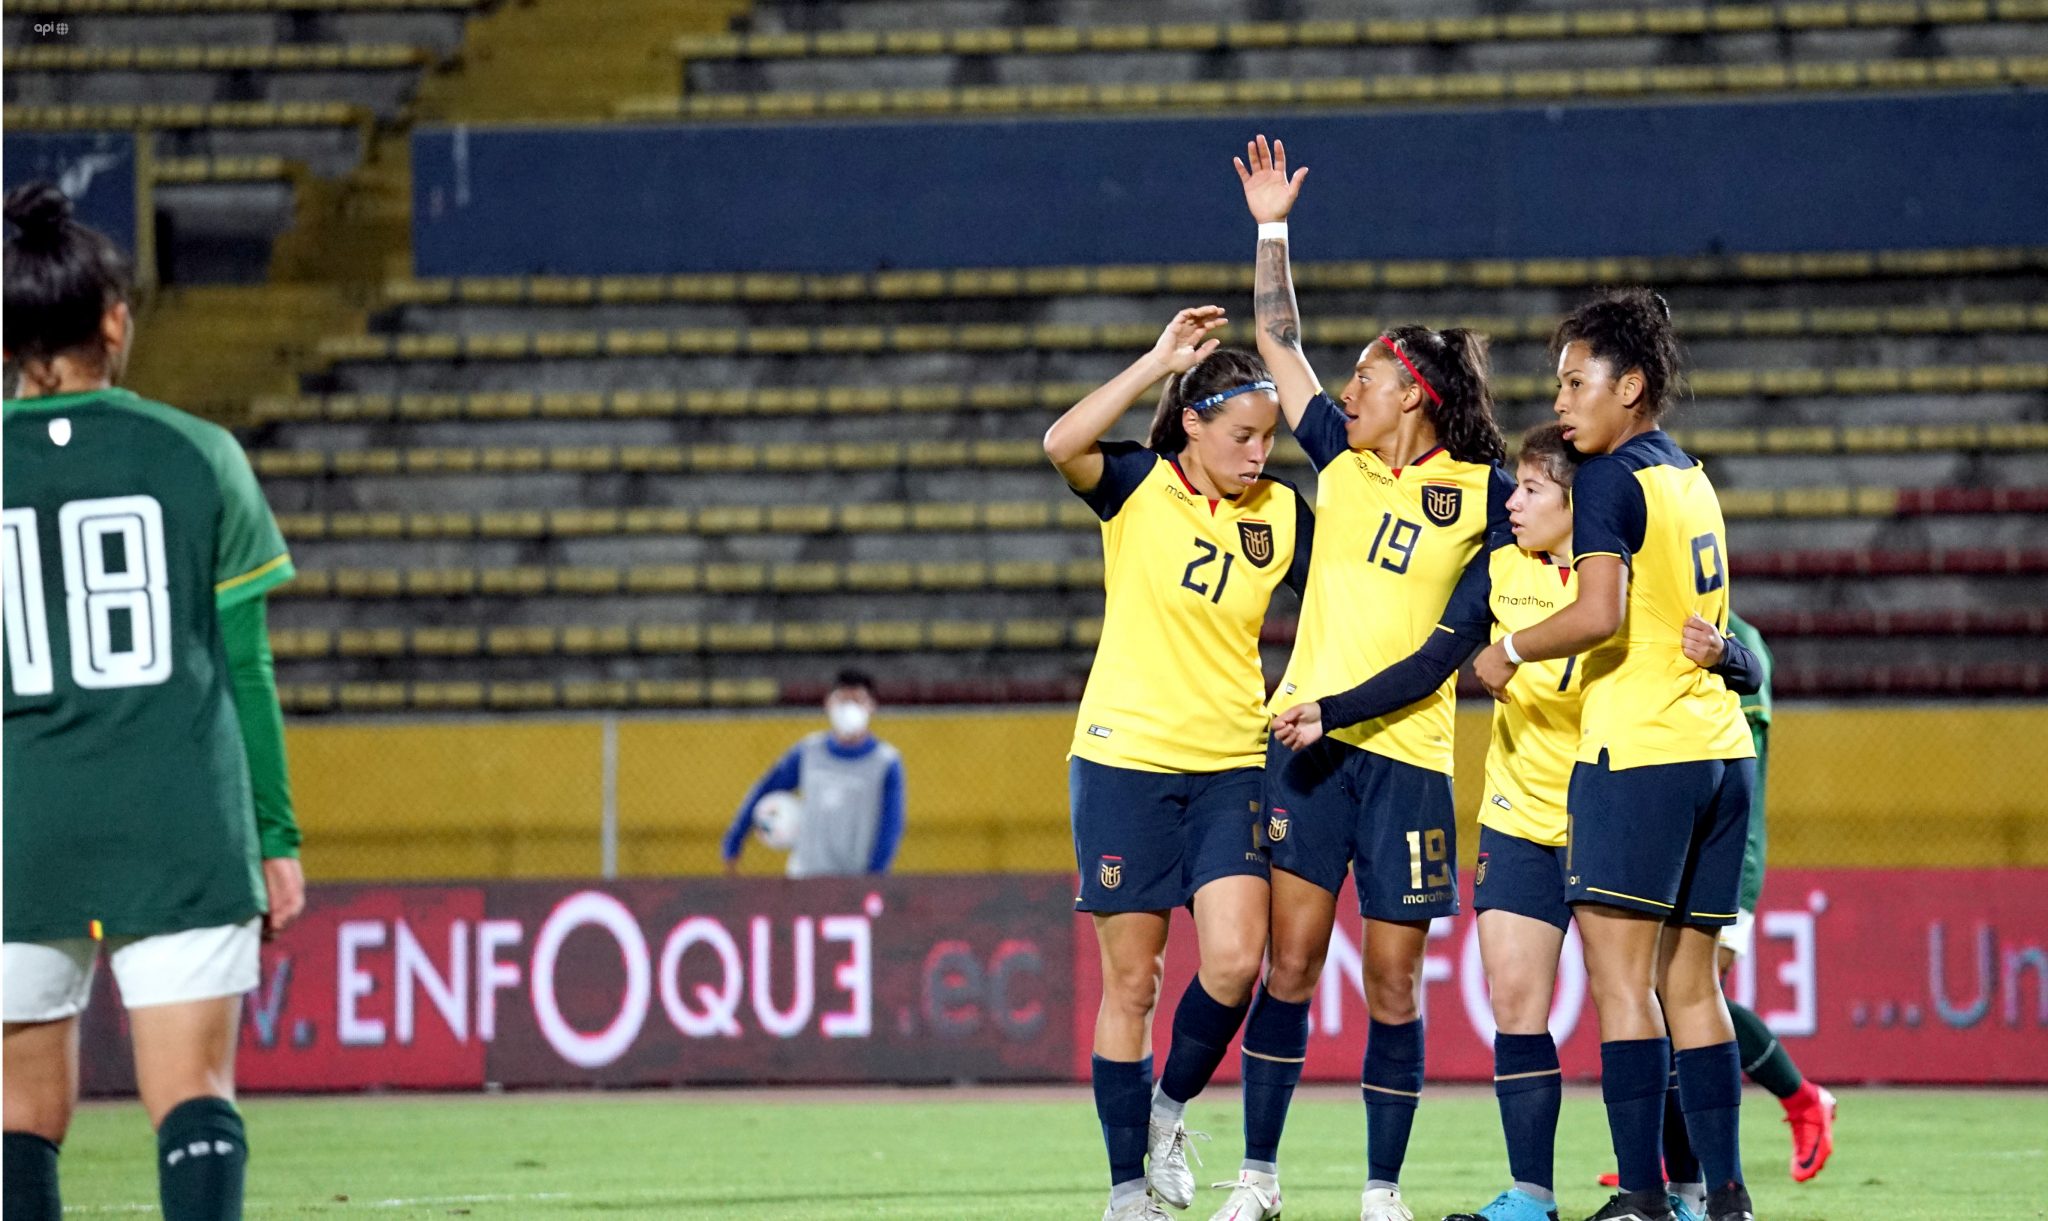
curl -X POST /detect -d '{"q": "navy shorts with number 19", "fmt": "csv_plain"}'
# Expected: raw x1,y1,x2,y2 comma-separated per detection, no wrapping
1265,736,1459,921
1071,758,1270,913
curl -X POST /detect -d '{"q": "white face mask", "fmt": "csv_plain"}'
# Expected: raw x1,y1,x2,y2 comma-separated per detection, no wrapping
828,699,871,738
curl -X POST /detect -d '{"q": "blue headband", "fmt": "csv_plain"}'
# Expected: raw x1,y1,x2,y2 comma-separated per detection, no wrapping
1187,379,1277,413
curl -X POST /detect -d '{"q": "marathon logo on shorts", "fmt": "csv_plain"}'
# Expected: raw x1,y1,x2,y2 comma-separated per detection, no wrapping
1098,856,1124,890
1237,520,1275,568
1422,482,1463,527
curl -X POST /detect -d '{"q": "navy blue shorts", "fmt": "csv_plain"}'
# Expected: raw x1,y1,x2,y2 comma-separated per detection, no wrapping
1565,750,1755,927
1070,758,1269,913
1264,737,1458,921
1473,825,1572,932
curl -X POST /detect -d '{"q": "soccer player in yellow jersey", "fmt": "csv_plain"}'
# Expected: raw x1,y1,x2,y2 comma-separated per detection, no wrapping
1225,136,1511,1221
1472,291,1761,1221
1276,425,1762,1221
1044,307,1313,1221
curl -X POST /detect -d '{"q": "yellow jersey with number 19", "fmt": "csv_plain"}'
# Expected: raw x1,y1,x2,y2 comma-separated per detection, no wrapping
1068,441,1313,774
1570,430,1752,769
1271,393,1512,776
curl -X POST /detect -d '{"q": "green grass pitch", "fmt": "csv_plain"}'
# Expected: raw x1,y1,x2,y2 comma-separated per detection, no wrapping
59,1086,2045,1218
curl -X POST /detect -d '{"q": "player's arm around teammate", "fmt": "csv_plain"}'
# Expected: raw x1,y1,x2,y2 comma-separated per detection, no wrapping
1047,310,1311,1221
1232,135,1512,1221
1471,292,1761,1221
4,182,304,1221
1280,425,1587,1221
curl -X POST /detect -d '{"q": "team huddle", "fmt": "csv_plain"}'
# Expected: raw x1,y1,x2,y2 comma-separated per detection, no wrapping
1048,138,1832,1221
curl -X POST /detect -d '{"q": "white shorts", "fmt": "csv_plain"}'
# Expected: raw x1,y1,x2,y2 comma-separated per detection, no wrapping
1716,908,1756,959
2,920,260,1023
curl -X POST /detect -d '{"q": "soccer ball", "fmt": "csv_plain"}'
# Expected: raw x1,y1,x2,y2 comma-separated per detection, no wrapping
752,790,802,850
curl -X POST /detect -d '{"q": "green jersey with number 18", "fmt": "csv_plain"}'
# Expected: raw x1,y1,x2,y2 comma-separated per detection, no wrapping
3,388,295,941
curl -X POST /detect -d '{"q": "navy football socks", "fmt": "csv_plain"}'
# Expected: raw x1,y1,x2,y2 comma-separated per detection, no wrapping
1600,1038,1670,1195
1239,985,1310,1167
1093,1055,1154,1197
1155,976,1251,1122
1676,1041,1746,1191
1493,1031,1562,1196
1363,1017,1425,1187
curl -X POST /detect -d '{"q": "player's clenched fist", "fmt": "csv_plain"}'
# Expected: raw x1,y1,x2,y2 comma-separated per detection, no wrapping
1680,613,1728,668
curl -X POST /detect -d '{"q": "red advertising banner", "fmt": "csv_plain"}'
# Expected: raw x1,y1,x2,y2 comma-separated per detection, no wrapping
78,869,2041,1094
1070,868,2048,1085
81,876,1074,1095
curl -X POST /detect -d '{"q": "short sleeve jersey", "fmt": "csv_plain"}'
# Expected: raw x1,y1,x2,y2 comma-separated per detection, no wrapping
1069,441,1311,773
1272,393,1512,776
1442,545,1583,847
1571,430,1752,769
4,388,296,941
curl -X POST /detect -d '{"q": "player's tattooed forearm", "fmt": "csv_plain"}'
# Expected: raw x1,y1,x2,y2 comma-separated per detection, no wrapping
1254,239,1302,349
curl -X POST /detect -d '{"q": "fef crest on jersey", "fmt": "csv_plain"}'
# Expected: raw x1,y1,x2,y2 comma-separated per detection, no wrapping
1238,520,1275,568
1422,482,1463,527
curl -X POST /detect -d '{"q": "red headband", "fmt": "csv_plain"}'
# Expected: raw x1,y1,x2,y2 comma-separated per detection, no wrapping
1377,334,1442,406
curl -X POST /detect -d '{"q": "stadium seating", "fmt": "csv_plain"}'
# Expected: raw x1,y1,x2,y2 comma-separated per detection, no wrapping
3,0,469,282
625,0,2048,120
248,222,2048,705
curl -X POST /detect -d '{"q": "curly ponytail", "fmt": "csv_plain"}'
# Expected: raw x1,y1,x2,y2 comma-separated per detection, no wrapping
1550,287,1684,419
1377,324,1506,466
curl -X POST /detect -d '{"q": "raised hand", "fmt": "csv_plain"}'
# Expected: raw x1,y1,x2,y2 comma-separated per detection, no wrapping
1234,134,1309,224
1151,305,1229,374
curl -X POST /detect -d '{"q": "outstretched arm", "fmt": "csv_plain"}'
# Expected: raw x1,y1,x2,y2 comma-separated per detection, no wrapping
1042,305,1228,491
1235,135,1318,429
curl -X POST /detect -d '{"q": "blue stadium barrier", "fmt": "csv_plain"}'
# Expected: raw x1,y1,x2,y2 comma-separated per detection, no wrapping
411,90,2048,276
2,132,141,259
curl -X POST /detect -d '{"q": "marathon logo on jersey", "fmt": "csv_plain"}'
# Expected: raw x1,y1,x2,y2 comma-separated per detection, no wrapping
1237,520,1275,568
1422,482,1463,527
1087,724,1113,739
1098,856,1124,890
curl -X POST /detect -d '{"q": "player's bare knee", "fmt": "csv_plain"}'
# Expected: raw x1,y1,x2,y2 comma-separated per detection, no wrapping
1362,957,1421,1022
1487,973,1554,1033
1102,960,1163,1019
1263,941,1324,1002
1199,939,1264,1005
1654,970,1722,1020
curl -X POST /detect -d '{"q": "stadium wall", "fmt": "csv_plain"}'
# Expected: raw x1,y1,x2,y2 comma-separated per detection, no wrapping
410,91,2048,275
1,131,143,261
76,869,2048,1093
289,706,2048,879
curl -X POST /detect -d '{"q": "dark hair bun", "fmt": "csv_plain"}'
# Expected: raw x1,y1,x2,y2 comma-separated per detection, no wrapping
5,182,73,248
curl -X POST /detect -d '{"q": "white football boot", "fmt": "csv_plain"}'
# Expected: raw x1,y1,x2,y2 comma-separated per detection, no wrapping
1104,1191,1175,1221
1145,1117,1207,1209
1360,1185,1416,1221
1207,1171,1282,1221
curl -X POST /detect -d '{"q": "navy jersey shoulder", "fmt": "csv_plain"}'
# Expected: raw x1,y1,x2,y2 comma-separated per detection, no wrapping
1294,393,1352,469
1073,439,1162,521
1572,432,1698,565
